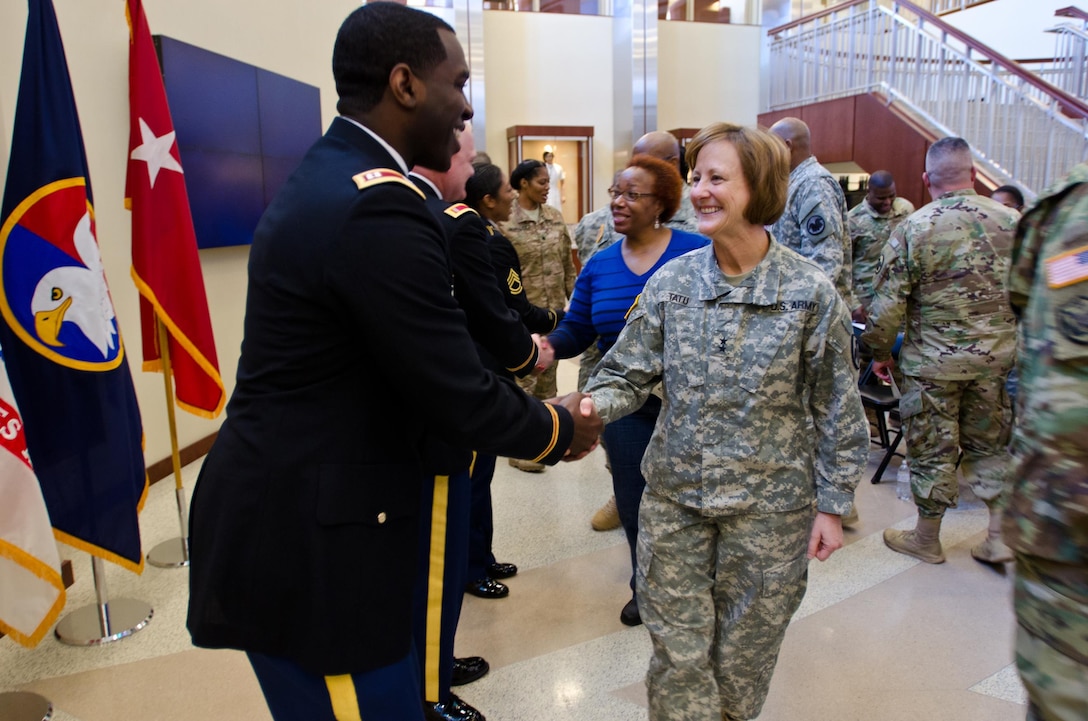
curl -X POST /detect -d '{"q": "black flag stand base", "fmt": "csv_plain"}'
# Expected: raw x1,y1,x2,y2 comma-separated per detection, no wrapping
54,558,152,646
0,691,52,721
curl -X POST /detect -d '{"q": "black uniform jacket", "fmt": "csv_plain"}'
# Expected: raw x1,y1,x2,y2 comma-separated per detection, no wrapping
186,118,574,676
410,177,538,378
485,222,564,339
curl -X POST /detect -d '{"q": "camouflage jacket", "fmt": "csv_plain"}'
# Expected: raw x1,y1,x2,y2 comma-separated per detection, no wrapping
501,201,576,308
573,186,699,264
1005,163,1088,564
771,156,854,309
585,240,867,516
848,196,915,312
862,189,1018,380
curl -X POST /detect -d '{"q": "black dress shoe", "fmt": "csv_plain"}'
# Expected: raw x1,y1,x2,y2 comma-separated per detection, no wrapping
464,577,508,599
451,656,490,686
424,693,486,721
620,597,642,626
486,561,518,579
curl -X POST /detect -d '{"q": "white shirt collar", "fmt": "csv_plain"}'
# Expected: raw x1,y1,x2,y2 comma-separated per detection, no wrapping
408,172,443,200
337,116,409,175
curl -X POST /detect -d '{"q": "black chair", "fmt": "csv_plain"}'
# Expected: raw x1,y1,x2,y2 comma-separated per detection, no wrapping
858,360,904,484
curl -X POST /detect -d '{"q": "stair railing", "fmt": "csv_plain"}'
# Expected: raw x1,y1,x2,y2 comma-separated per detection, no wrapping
767,0,1088,196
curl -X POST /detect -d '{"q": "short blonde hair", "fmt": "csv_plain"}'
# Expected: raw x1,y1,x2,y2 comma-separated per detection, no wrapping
685,123,790,226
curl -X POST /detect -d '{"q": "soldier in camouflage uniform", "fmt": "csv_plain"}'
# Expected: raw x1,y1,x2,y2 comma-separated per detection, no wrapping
862,137,1019,565
769,117,855,311
1005,162,1088,721
848,170,915,319
585,123,868,721
501,159,577,471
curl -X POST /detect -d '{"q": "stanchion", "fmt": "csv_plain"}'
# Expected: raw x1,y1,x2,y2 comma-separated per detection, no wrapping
54,557,152,646
147,318,189,569
0,692,52,721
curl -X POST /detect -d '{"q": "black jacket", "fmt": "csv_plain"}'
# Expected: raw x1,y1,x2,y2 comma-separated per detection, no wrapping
187,118,574,675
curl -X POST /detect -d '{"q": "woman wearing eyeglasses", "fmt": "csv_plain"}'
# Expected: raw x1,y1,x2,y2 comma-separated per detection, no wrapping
540,154,707,626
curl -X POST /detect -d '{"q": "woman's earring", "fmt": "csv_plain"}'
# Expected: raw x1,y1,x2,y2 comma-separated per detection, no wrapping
654,216,661,229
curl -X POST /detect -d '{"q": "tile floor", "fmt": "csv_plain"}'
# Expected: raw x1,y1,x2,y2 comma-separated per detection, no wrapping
0,359,1027,721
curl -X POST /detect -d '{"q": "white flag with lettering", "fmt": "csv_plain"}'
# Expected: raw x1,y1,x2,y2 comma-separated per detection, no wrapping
0,348,65,646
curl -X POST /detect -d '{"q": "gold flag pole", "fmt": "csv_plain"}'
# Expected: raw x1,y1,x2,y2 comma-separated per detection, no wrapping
146,316,190,568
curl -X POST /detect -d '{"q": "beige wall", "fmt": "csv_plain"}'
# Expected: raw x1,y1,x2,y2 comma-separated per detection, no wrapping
481,11,615,213
0,0,359,467
657,21,762,132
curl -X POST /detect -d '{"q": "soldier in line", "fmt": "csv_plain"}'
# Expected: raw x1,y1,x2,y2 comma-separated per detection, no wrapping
769,117,854,311
863,137,1019,566
185,5,602,719
501,159,577,472
585,123,867,721
410,127,545,720
1005,162,1088,721
848,170,915,322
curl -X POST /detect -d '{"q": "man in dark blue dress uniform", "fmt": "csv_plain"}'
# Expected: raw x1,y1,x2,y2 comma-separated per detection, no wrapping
186,6,601,720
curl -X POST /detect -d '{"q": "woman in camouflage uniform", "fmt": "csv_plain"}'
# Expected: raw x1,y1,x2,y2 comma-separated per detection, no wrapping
585,123,868,721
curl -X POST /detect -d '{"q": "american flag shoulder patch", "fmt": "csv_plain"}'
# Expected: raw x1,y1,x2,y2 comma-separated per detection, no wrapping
1046,244,1088,289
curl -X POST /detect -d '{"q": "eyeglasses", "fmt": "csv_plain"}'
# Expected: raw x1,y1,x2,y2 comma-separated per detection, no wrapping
608,188,656,203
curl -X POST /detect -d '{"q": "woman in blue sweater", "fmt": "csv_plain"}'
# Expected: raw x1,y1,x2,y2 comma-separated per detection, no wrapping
542,154,707,626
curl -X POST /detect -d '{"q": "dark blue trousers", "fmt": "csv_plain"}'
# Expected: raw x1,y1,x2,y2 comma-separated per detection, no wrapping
412,468,472,704
601,395,661,593
466,453,498,582
247,649,423,721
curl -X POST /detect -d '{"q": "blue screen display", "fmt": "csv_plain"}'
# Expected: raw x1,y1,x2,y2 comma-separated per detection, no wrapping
156,36,321,248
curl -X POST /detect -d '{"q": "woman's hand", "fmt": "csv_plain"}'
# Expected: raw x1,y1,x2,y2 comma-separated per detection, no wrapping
807,511,845,561
533,334,555,374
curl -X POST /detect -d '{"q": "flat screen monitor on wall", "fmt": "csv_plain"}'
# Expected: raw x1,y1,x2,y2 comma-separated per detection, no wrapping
155,35,322,249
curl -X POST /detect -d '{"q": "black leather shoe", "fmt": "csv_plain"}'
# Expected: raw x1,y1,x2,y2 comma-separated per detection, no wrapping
620,597,642,627
486,562,518,579
424,693,486,721
451,656,489,686
464,577,508,599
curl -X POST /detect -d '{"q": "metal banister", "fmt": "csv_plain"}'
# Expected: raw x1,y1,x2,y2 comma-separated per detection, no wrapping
766,0,1088,196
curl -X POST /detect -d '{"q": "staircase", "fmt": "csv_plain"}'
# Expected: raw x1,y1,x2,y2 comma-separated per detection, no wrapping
764,0,1088,199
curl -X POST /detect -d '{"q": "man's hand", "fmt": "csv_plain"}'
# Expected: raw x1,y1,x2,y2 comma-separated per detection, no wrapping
533,334,555,374
548,392,602,460
851,306,868,323
871,357,896,384
807,511,845,561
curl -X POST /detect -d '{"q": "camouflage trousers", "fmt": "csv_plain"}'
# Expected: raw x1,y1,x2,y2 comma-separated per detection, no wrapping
1014,553,1088,721
899,374,1011,518
636,490,813,721
516,361,557,401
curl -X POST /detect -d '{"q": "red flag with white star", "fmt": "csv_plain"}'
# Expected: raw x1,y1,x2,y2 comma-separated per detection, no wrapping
125,0,223,418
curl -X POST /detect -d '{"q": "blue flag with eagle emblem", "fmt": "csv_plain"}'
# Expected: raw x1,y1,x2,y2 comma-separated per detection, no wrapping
0,0,147,573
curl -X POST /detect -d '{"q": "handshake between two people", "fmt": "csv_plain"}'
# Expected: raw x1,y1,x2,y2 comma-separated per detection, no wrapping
546,392,602,460
531,334,555,375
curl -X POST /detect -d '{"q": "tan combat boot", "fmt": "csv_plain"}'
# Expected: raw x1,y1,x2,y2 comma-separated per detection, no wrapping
971,506,1014,564
590,495,621,531
884,515,945,563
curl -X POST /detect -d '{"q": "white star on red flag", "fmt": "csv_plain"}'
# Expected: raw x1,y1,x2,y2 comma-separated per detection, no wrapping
129,117,183,188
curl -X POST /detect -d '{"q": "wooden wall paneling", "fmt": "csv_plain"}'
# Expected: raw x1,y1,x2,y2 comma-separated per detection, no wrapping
800,97,855,164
